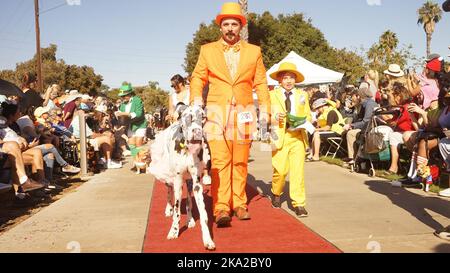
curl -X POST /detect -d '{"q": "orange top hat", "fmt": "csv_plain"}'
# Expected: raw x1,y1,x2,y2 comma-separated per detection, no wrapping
270,62,305,84
216,2,247,26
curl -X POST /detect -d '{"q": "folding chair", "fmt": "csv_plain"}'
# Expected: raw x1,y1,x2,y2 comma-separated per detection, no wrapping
325,137,347,159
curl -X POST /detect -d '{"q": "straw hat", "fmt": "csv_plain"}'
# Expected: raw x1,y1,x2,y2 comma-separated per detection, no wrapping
216,2,247,26
269,62,305,83
384,64,405,78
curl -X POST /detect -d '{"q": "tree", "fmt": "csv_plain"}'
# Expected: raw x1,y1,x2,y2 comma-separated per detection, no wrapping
107,81,169,114
184,11,366,84
418,1,443,57
183,23,221,75
0,44,103,94
238,0,249,41
366,30,416,75
379,30,398,59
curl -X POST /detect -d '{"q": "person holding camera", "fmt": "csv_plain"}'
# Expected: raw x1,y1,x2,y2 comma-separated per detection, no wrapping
167,75,190,123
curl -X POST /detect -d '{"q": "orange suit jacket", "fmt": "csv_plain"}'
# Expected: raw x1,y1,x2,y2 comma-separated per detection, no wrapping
190,40,271,141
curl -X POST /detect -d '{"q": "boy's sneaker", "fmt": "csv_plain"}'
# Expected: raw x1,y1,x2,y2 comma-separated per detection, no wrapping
272,195,281,209
439,188,450,198
434,226,450,241
62,165,81,174
107,161,122,169
293,206,308,218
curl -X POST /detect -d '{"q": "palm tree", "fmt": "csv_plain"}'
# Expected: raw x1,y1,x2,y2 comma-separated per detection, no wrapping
379,30,398,59
417,1,442,57
238,0,249,41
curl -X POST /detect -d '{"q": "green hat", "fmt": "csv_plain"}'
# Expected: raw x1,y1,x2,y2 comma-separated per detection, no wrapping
118,83,134,97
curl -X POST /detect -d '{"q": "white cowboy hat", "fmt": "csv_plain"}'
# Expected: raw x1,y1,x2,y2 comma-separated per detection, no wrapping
384,64,405,78
95,104,108,115
64,90,83,104
81,94,93,101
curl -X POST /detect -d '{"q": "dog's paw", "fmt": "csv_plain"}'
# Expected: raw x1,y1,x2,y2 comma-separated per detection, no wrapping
204,240,216,251
187,218,196,229
167,229,179,240
165,204,174,218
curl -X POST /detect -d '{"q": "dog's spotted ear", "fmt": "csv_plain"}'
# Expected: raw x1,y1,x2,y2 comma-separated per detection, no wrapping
172,125,183,142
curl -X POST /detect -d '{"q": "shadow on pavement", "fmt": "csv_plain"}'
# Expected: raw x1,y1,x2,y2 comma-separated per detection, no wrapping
365,180,450,232
434,243,450,253
247,174,296,212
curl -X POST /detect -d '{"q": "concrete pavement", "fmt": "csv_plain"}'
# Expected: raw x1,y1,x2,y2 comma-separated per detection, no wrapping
0,159,154,253
0,142,449,253
249,142,450,253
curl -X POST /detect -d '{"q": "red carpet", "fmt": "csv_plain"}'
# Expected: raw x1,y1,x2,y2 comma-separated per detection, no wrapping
142,181,341,253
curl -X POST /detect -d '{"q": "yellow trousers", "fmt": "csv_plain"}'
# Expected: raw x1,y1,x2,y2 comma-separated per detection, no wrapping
272,131,306,208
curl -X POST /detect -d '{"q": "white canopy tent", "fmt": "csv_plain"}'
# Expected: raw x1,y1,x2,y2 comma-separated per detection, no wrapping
266,51,344,86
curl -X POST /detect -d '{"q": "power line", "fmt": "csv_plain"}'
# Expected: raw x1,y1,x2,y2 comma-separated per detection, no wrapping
39,1,68,15
0,0,26,33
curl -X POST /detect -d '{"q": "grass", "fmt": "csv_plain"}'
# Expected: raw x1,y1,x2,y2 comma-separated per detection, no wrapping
320,156,447,194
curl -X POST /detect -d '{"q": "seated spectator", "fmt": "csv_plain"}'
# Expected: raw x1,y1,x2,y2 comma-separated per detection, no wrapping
43,84,63,109
380,85,416,175
63,91,82,128
70,109,122,169
309,98,345,161
1,102,80,184
0,118,44,193
407,57,441,111
404,93,450,182
438,138,450,197
342,85,379,164
384,64,407,89
20,72,44,116
48,108,74,139
359,70,379,100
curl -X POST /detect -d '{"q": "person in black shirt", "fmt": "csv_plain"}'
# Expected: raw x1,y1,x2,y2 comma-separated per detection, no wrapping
20,72,44,117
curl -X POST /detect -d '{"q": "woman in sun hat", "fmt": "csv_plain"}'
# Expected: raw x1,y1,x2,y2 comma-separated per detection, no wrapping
63,90,83,128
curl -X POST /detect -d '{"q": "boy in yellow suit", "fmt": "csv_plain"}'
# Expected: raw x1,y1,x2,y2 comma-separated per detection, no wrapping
269,62,312,218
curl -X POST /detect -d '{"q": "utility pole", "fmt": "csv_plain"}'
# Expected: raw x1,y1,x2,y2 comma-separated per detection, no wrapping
34,0,43,92
238,0,249,42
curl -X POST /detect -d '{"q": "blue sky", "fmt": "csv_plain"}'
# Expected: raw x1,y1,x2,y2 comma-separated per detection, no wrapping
0,0,449,92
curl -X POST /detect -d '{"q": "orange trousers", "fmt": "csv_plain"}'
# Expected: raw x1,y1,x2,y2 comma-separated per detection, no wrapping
209,138,251,216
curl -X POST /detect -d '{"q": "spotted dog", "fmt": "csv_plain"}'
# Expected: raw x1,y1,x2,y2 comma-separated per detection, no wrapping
149,105,214,250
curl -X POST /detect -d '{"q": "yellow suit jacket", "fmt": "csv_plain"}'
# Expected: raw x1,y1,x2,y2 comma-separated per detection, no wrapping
270,87,312,150
190,40,271,142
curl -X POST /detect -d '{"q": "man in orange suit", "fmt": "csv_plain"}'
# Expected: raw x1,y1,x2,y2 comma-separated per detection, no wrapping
190,2,271,227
